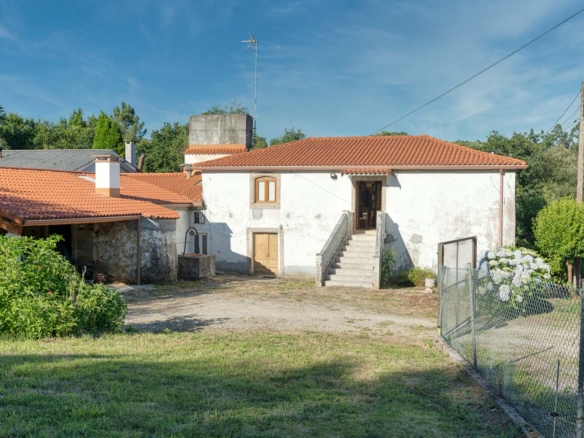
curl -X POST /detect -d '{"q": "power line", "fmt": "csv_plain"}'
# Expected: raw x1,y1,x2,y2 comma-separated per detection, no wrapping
371,7,584,134
546,90,581,133
562,106,581,128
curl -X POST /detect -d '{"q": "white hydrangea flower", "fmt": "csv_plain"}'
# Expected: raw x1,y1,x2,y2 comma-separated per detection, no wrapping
498,285,511,301
534,278,542,283
509,259,517,266
515,294,523,303
541,264,550,272
489,260,498,267
499,258,508,265
506,250,513,257
512,275,523,288
543,273,551,279
515,264,524,273
522,255,534,264
486,282,494,291
521,273,531,284
487,251,496,260
496,250,507,258
478,286,486,295
514,250,522,260
535,258,544,264
492,270,503,284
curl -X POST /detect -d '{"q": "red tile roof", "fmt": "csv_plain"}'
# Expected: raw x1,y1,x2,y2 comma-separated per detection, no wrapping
126,172,203,205
194,135,527,170
341,167,392,176
0,167,181,224
184,144,247,155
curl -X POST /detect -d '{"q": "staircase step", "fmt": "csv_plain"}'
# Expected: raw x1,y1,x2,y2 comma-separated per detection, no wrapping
328,268,373,276
339,249,375,258
331,262,375,270
345,239,376,247
348,234,376,241
324,279,373,289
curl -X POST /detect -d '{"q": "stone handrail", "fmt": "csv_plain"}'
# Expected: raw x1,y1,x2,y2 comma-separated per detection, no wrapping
373,211,386,289
315,211,350,287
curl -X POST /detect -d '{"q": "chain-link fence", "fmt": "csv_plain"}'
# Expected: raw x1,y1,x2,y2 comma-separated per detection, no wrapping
438,236,477,270
439,265,583,438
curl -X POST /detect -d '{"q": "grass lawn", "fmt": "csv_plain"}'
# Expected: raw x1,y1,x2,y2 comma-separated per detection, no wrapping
0,331,519,437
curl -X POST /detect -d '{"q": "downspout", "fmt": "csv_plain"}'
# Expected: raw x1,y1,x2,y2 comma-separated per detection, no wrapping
137,218,141,285
499,169,504,248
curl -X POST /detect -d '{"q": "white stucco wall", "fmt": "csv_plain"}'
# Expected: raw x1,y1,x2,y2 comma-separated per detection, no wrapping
202,172,353,274
386,171,516,271
172,207,212,255
202,170,517,276
185,154,230,165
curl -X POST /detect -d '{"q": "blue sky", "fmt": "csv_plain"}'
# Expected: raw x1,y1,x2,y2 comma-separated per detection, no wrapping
0,0,583,142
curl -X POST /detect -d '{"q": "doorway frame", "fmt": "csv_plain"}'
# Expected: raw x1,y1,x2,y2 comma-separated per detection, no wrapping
246,227,284,275
351,177,387,232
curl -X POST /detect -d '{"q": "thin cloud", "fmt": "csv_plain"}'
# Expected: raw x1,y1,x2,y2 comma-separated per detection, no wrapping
0,24,18,41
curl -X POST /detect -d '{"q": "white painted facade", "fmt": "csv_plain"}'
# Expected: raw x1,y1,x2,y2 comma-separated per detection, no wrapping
201,170,517,275
172,206,212,256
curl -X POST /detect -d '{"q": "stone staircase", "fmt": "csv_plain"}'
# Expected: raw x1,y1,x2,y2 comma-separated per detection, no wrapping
324,232,376,288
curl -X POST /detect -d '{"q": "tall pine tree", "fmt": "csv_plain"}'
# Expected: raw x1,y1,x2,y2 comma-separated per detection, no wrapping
92,112,123,155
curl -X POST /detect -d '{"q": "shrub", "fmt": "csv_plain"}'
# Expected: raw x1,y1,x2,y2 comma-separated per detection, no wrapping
396,267,436,287
534,198,584,279
380,246,396,288
0,235,127,338
476,246,551,314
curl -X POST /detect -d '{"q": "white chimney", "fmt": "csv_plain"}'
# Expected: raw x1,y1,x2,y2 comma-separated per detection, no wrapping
93,155,121,197
125,140,137,166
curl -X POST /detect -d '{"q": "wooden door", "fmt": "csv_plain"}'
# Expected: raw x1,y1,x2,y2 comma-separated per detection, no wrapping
253,233,278,276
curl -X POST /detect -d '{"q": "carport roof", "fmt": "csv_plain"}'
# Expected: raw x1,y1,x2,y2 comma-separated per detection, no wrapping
0,167,184,226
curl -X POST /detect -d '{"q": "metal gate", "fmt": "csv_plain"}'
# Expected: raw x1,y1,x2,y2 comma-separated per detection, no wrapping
437,236,477,270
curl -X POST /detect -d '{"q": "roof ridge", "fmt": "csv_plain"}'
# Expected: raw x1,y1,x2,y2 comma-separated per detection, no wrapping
0,166,87,175
424,135,524,164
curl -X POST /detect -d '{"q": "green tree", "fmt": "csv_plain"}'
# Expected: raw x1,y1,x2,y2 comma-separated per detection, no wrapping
269,127,306,146
534,198,584,280
139,122,188,173
254,135,268,149
112,102,146,141
0,112,36,149
202,101,250,115
69,108,86,128
92,112,124,155
373,131,408,136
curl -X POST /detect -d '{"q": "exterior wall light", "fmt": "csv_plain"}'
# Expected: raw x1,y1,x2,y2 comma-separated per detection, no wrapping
330,170,337,180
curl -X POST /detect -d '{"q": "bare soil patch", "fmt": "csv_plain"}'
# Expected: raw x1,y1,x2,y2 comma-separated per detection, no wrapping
124,275,438,340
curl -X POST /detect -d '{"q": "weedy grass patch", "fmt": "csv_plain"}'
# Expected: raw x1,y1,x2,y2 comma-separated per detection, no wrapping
0,331,520,437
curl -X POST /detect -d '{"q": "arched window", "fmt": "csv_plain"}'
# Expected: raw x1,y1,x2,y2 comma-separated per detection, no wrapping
255,176,277,204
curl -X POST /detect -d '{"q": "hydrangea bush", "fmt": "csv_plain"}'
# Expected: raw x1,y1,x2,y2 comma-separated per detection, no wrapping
476,246,551,313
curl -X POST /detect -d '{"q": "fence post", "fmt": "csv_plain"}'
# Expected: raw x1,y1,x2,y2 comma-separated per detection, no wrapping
468,266,477,370
577,288,584,438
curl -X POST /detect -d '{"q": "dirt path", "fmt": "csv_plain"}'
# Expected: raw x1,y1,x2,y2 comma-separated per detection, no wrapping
123,275,438,340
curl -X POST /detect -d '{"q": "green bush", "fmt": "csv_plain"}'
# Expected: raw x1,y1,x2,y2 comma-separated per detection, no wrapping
0,235,127,339
396,267,436,287
380,246,396,288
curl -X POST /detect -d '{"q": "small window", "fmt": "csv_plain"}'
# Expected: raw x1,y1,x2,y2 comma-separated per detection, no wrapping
255,177,277,203
194,211,205,224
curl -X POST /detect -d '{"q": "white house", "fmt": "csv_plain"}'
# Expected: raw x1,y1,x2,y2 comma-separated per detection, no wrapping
192,134,526,289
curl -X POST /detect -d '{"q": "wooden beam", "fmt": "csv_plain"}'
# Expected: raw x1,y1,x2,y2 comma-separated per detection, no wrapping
0,216,23,235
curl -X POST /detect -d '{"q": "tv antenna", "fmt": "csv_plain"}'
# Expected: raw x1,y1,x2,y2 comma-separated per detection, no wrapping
242,31,258,148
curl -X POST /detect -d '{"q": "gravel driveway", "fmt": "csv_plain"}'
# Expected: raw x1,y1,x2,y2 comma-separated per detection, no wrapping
123,275,438,340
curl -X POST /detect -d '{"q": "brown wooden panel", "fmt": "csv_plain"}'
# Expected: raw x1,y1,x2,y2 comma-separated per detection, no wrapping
253,233,278,276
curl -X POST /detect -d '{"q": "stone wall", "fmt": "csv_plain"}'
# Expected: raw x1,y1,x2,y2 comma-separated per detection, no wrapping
71,217,177,283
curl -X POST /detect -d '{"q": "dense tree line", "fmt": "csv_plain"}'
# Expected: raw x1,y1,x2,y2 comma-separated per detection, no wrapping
0,100,580,250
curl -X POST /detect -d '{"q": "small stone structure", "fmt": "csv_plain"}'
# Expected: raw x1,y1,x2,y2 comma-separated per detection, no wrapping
178,254,216,280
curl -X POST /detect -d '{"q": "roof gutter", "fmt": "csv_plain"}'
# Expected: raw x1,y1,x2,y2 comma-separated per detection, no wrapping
195,164,528,172
23,215,142,226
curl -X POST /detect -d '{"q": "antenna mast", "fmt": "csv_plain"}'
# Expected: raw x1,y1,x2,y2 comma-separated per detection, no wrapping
242,32,258,148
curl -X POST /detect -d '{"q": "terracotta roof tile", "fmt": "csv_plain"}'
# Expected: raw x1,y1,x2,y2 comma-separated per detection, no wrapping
126,172,203,205
341,167,392,176
184,144,247,155
194,135,527,169
0,168,180,224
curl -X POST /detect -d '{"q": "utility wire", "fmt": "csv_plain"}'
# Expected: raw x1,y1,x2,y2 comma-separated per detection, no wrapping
371,7,584,134
546,90,581,133
562,106,581,128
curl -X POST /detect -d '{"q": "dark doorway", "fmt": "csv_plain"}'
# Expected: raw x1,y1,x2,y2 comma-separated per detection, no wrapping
357,181,382,230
